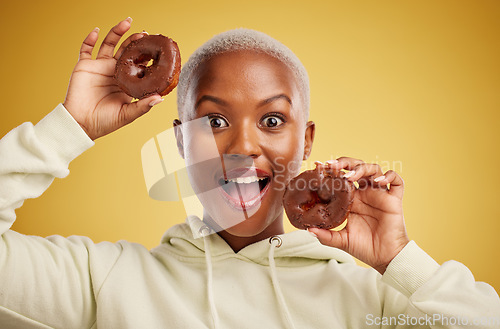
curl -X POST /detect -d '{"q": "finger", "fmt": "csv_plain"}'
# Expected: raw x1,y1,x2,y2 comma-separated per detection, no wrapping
318,160,344,177
373,170,404,198
79,27,100,60
314,160,326,172
346,163,386,191
324,160,342,176
119,95,163,126
308,228,349,252
96,17,133,59
114,31,148,59
343,163,383,182
358,174,386,190
329,157,364,172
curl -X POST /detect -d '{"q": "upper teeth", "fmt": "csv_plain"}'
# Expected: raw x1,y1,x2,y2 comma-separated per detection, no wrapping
226,176,267,184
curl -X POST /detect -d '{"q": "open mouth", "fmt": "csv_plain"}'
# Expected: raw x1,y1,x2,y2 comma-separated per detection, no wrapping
218,176,270,196
217,168,271,210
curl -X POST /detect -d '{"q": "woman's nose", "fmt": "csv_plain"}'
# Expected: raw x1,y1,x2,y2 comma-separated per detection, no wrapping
225,123,261,158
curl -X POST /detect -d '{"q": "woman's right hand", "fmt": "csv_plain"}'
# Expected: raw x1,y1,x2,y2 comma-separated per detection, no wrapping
63,18,164,141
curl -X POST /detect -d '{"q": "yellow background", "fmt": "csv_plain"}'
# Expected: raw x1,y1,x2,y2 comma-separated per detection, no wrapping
1,0,498,294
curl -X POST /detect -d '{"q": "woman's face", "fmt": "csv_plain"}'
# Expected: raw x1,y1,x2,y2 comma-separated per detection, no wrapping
177,50,314,239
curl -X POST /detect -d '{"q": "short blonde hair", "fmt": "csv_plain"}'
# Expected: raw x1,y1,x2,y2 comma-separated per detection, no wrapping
176,28,310,121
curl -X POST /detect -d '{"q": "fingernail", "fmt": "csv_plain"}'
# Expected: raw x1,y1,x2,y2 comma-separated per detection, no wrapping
307,228,318,238
343,170,355,178
374,175,386,182
126,17,133,23
94,27,100,33
142,30,149,35
149,98,164,107
314,161,325,172
326,159,338,165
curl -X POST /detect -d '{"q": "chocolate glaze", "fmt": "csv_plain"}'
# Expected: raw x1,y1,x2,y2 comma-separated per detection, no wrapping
114,34,181,99
283,165,355,230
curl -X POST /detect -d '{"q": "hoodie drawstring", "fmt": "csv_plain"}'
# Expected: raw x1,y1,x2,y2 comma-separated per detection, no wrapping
199,226,296,329
268,236,297,329
200,225,220,329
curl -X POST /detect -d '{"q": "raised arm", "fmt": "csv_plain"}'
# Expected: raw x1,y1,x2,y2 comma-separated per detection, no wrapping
0,18,159,328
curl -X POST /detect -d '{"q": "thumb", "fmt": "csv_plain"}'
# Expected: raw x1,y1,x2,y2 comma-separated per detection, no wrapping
121,95,163,125
308,227,349,252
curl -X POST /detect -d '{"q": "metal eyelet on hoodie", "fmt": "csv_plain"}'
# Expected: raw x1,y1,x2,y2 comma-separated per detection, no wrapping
269,235,283,248
199,225,212,237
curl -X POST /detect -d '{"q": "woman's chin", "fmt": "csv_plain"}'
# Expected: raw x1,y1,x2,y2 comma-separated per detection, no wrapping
221,222,267,238
199,184,286,238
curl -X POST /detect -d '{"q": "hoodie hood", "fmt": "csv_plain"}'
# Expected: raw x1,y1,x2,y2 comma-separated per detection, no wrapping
152,216,356,329
154,215,355,267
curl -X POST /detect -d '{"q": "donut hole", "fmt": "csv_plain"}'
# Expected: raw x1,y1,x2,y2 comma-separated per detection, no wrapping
299,191,322,211
133,53,157,79
134,53,154,65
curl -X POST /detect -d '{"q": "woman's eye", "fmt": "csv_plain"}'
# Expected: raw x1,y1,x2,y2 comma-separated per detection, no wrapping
261,115,284,128
209,116,228,128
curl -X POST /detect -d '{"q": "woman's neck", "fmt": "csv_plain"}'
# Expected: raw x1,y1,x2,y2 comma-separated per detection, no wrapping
203,213,285,253
217,222,284,253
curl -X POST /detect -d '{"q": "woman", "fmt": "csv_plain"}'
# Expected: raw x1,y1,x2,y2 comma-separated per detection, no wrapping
0,18,498,328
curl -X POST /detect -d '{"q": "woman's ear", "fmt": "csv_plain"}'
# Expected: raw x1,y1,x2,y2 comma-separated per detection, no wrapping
173,119,185,159
303,121,315,160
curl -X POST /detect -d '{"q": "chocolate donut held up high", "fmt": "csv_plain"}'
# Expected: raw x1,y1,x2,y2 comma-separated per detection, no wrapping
114,34,181,99
283,163,356,230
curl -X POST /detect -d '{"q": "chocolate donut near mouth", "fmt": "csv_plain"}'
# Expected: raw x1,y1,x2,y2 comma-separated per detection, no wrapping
114,34,181,99
283,164,355,230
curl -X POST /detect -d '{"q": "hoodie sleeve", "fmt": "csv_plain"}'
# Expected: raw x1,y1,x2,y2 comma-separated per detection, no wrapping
379,241,500,328
0,103,94,231
0,104,120,329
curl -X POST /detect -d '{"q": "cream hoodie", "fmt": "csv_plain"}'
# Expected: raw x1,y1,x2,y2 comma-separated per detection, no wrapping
0,104,499,329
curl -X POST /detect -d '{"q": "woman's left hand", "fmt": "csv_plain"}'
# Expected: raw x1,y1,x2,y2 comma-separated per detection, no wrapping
308,157,410,274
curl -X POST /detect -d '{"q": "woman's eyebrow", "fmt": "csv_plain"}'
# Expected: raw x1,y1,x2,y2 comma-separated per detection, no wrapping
258,94,292,107
195,93,292,109
195,95,228,109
